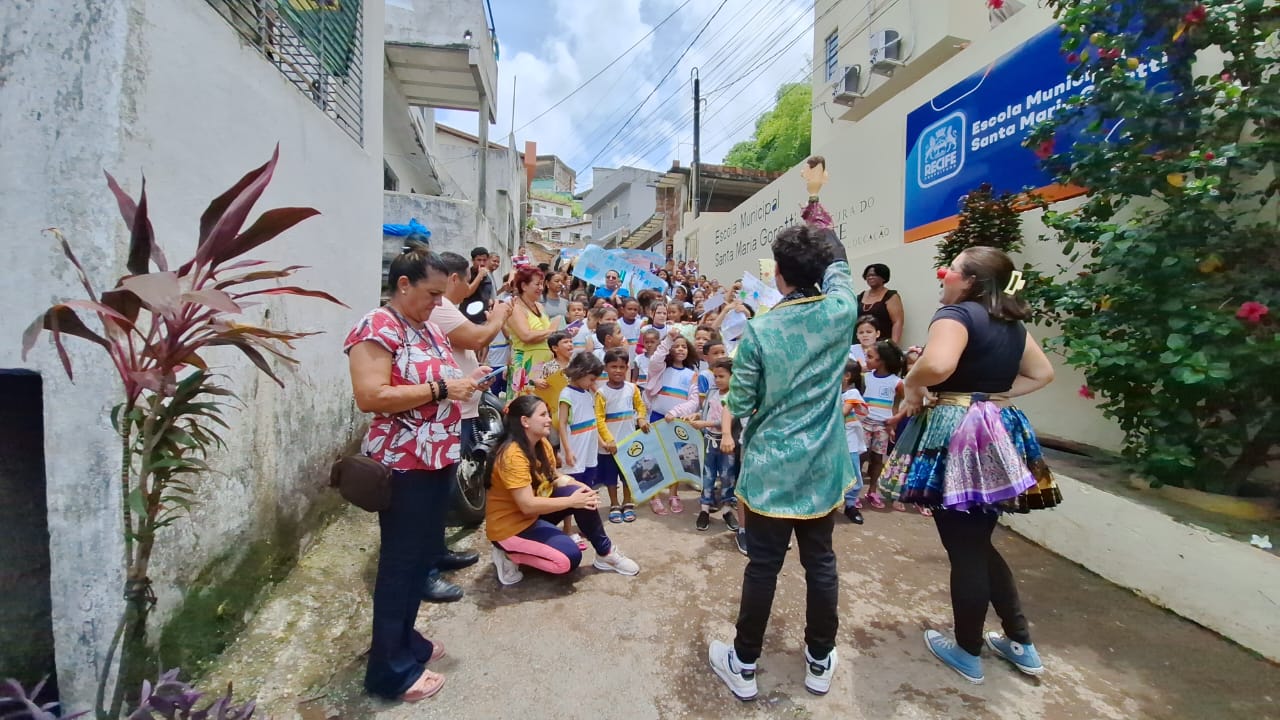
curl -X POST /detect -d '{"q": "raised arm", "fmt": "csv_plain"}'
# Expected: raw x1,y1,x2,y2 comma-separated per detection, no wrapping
645,331,675,396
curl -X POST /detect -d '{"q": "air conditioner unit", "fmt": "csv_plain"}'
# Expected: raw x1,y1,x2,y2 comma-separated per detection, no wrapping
870,28,905,75
831,65,864,107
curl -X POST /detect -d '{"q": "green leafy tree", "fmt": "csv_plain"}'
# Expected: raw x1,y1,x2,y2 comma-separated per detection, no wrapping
722,83,812,171
1024,1,1279,493
934,182,1025,269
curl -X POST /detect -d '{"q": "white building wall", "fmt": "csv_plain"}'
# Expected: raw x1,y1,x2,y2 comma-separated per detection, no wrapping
0,0,384,707
690,4,1119,452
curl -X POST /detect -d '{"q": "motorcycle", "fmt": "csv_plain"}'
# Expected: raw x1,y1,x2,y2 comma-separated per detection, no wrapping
448,390,504,527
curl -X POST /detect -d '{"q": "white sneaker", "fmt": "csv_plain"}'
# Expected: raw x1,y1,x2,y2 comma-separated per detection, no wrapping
491,546,523,586
708,639,757,701
592,548,639,576
804,647,838,695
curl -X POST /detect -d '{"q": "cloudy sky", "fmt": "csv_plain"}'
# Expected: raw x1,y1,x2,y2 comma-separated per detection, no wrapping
436,0,815,190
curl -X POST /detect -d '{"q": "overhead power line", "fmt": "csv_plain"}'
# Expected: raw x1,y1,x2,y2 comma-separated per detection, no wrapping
513,0,694,133
576,0,730,175
572,0,803,169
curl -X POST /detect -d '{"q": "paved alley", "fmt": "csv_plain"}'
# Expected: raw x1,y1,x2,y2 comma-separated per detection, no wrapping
208,487,1280,720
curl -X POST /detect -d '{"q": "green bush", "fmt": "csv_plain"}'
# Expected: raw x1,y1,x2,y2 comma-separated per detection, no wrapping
1024,1,1279,494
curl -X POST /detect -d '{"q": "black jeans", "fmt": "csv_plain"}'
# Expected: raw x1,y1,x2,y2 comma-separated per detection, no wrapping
933,509,1032,655
365,466,452,698
734,509,839,664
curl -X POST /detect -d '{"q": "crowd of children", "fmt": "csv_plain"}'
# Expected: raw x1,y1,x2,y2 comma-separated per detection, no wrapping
484,275,929,571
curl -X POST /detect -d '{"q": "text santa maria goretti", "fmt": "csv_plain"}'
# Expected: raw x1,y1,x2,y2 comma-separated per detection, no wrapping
711,190,885,271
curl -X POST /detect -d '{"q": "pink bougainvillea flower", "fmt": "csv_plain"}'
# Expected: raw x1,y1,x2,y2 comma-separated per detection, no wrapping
936,267,949,281
987,0,1004,8
1236,301,1269,324
1034,138,1055,160
1079,385,1095,400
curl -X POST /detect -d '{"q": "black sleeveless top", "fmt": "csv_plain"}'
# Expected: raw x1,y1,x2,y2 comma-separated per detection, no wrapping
857,289,898,335
928,302,1026,394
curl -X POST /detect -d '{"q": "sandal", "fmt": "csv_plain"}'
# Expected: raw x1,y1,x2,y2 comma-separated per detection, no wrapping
608,505,623,524
669,496,684,514
918,505,934,517
867,492,886,510
401,669,445,702
650,498,668,515
893,501,907,512
571,533,588,551
430,642,446,662
622,504,637,522
853,497,863,510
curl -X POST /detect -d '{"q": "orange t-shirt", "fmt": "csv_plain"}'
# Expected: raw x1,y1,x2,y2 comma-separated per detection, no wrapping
485,439,559,542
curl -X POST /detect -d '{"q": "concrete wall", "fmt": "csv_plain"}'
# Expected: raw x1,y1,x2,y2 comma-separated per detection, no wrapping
384,0,496,117
433,129,523,256
1003,476,1280,662
384,192,500,266
687,5,1119,451
384,63,443,195
0,0,383,707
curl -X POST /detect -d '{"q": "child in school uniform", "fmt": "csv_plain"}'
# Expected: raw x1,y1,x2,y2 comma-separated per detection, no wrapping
841,359,869,525
632,328,661,385
644,326,701,515
557,352,606,550
689,358,741,533
597,348,650,524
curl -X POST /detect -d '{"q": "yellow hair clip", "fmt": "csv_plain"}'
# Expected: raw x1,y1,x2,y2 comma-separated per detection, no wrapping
1003,270,1026,296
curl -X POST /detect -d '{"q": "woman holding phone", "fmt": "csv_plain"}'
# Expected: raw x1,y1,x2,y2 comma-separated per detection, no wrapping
506,266,559,398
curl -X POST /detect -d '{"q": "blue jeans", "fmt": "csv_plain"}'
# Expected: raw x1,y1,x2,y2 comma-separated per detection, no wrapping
365,466,452,698
843,451,864,508
700,442,737,511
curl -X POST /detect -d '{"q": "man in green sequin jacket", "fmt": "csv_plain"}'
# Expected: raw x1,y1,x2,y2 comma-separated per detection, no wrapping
709,220,857,700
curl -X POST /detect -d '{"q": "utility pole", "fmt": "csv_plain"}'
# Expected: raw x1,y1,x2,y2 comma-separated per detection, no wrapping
691,67,701,219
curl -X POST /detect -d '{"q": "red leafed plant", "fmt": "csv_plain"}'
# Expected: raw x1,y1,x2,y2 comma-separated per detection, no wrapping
21,146,344,719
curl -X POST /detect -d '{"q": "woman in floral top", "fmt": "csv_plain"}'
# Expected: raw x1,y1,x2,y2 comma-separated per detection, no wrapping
345,248,485,702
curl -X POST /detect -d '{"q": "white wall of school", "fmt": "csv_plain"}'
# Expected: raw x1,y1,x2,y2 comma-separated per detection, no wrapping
690,5,1119,452
0,0,385,707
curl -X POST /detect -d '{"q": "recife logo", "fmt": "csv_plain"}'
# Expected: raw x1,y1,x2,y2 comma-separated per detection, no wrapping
917,112,966,189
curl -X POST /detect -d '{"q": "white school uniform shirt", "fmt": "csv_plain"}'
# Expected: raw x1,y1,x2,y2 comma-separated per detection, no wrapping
559,386,600,473
842,388,869,453
599,381,645,445
631,353,651,384
488,328,511,369
572,324,593,356
618,316,644,359
863,372,902,423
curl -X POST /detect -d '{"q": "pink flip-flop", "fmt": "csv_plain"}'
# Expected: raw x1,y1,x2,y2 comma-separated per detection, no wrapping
867,492,886,510
650,498,668,515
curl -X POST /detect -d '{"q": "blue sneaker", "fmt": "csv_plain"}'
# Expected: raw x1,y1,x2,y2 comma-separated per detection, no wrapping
924,630,984,684
985,632,1044,676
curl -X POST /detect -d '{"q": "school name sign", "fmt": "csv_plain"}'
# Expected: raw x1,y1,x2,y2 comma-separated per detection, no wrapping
904,24,1167,243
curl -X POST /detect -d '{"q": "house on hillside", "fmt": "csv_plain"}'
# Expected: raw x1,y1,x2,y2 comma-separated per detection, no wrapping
582,166,663,250
533,154,576,193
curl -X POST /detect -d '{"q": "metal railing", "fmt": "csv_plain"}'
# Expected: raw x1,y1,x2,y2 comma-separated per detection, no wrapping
204,0,364,144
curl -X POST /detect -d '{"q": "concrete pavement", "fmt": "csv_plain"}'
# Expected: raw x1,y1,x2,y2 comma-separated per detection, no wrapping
208,489,1280,719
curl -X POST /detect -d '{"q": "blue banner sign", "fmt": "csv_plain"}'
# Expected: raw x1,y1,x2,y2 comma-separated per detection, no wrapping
904,24,1167,242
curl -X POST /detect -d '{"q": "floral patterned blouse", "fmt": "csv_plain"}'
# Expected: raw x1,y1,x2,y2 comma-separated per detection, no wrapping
344,307,463,471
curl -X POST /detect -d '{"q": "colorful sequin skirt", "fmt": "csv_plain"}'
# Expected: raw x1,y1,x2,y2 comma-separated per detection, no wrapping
879,393,1062,513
